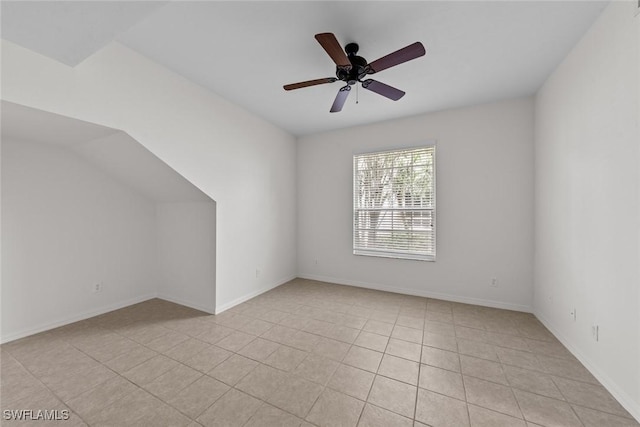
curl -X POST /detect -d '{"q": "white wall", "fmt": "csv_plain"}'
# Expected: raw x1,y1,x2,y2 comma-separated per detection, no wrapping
534,1,640,419
157,201,216,313
0,40,298,313
1,139,158,341
297,97,534,311
637,10,640,420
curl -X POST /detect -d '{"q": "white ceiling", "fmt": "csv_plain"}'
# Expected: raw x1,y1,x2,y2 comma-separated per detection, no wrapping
1,102,210,203
1,1,166,66
1,1,607,136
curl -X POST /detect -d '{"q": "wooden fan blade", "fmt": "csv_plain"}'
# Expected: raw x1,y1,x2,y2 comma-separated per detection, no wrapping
284,77,337,91
315,33,352,68
362,79,405,101
368,42,426,74
330,86,351,113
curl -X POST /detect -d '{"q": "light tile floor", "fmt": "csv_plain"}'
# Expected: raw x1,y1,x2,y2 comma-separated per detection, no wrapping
1,279,638,426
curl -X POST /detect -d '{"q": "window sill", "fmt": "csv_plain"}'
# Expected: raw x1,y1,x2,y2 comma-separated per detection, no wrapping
353,250,435,262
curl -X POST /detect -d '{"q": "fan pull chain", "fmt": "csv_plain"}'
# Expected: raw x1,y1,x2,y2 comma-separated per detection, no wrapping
356,84,359,104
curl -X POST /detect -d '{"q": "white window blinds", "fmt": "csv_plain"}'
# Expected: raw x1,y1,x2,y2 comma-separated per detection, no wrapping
353,146,436,261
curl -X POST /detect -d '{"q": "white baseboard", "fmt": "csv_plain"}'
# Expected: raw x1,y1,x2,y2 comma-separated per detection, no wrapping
1,275,297,343
0,293,157,344
215,275,296,314
156,293,215,314
298,273,533,313
535,311,640,423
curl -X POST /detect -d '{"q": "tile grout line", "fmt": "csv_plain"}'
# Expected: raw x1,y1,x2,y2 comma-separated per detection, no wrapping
453,308,474,427
549,375,588,427
3,282,633,427
60,319,206,424
0,350,92,426
413,311,426,424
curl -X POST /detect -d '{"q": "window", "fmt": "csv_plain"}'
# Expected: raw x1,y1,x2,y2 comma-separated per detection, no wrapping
353,145,436,261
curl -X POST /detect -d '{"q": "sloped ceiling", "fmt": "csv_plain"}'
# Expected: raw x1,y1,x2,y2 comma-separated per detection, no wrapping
1,101,211,203
0,1,166,66
1,1,608,136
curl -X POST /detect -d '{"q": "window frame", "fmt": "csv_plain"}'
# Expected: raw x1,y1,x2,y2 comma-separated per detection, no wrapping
352,143,437,262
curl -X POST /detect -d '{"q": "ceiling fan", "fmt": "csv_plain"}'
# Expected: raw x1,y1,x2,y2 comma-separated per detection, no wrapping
284,33,426,113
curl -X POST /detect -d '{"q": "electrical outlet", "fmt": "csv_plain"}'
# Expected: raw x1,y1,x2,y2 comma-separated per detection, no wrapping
592,325,599,341
570,308,576,321
490,277,498,288
93,282,103,293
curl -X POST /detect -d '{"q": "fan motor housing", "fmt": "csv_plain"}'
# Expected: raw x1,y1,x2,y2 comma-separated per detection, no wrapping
337,42,369,84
